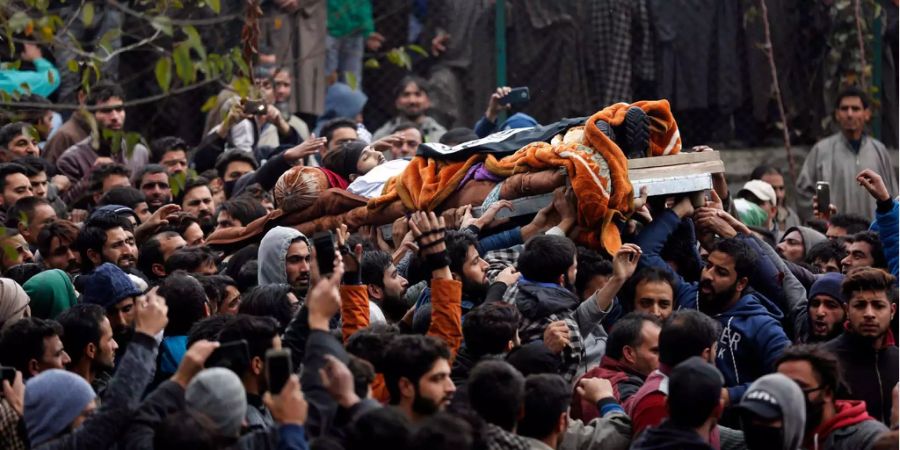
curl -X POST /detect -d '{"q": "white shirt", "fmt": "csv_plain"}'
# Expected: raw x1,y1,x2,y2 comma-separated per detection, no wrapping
347,159,410,198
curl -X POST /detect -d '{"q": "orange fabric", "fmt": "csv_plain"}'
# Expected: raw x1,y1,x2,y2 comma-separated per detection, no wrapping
369,155,486,212
372,373,390,404
426,278,463,361
339,285,369,344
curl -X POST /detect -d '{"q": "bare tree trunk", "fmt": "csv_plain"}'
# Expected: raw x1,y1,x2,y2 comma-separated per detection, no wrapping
758,0,796,181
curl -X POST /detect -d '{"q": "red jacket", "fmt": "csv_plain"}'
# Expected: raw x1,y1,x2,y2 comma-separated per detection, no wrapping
571,356,645,422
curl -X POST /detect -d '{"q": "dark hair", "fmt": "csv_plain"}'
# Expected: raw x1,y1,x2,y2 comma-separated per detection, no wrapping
518,374,571,440
847,231,887,269
518,235,577,283
86,81,125,106
235,260,259,293
606,312,662,360
74,215,133,273
224,244,258,284
322,140,367,180
468,360,525,431
361,250,392,288
4,263,42,286
217,314,280,375
709,238,757,280
750,165,782,180
835,86,869,109
658,310,721,368
160,212,200,237
187,314,232,348
178,177,212,205
390,122,421,136
667,359,723,428
37,220,79,259
5,196,50,229
135,164,167,186
439,127,478,146
345,408,411,450
89,163,131,195
99,186,146,210
320,118,358,144
382,335,450,404
56,303,106,366
806,240,847,269
462,302,520,358
828,214,870,236
238,283,294,331
0,122,33,148
345,323,399,373
14,155,51,177
394,75,429,99
0,163,29,192
347,355,376,398
138,231,181,281
214,151,258,180
410,413,473,450
149,136,188,164
0,317,63,378
197,274,237,314
218,196,266,227
6,95,52,129
627,266,677,312
165,246,218,274
158,271,208,336
575,247,612,299
776,344,844,394
445,230,480,276
842,267,896,302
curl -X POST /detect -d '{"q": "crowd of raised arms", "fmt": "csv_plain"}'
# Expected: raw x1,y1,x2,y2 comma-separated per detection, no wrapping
0,27,899,450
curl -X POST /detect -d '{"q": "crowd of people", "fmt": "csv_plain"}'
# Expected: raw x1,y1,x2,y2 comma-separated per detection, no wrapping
0,14,899,449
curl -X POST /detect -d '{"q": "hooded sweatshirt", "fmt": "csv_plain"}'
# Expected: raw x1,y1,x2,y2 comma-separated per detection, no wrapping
738,373,806,450
23,269,77,319
804,400,888,450
781,226,827,261
636,210,792,403
258,226,308,286
0,278,30,329
681,290,792,403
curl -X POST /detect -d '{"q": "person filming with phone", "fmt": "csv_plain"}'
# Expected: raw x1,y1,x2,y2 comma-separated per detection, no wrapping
474,86,540,139
797,86,897,221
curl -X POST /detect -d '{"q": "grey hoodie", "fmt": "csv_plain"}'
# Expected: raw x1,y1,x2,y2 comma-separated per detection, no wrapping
783,226,827,258
258,226,308,286
739,373,806,450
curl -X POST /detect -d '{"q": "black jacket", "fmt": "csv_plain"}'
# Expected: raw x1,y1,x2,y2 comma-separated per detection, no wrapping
631,420,715,450
825,332,899,424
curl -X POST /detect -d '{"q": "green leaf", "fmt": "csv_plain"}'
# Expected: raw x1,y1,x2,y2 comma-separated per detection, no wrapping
67,59,79,73
407,44,428,57
385,48,412,70
233,76,251,98
345,71,358,90
200,95,219,113
81,2,94,27
150,16,174,37
230,47,249,77
364,58,380,69
124,132,141,159
155,56,172,93
98,29,121,56
208,0,221,14
7,12,32,33
173,44,194,84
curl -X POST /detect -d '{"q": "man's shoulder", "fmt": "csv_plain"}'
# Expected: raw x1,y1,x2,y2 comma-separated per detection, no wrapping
58,137,93,160
830,417,888,447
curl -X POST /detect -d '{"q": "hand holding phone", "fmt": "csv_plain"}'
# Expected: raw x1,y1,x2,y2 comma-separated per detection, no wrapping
500,87,530,107
243,99,267,116
816,181,831,215
313,231,336,276
266,349,293,394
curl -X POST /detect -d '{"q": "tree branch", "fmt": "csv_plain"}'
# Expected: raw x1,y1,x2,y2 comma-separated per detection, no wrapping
106,1,243,27
758,0,796,181
0,76,226,111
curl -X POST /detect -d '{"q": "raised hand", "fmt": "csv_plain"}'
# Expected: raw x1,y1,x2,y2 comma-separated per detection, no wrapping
171,340,220,388
611,243,641,281
134,286,168,337
284,134,327,164
319,354,361,408
576,377,615,404
857,169,892,202
263,374,308,426
306,254,345,331
486,86,512,122
543,321,570,354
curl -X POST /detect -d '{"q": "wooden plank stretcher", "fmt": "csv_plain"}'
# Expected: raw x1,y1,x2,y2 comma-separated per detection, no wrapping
380,151,725,240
